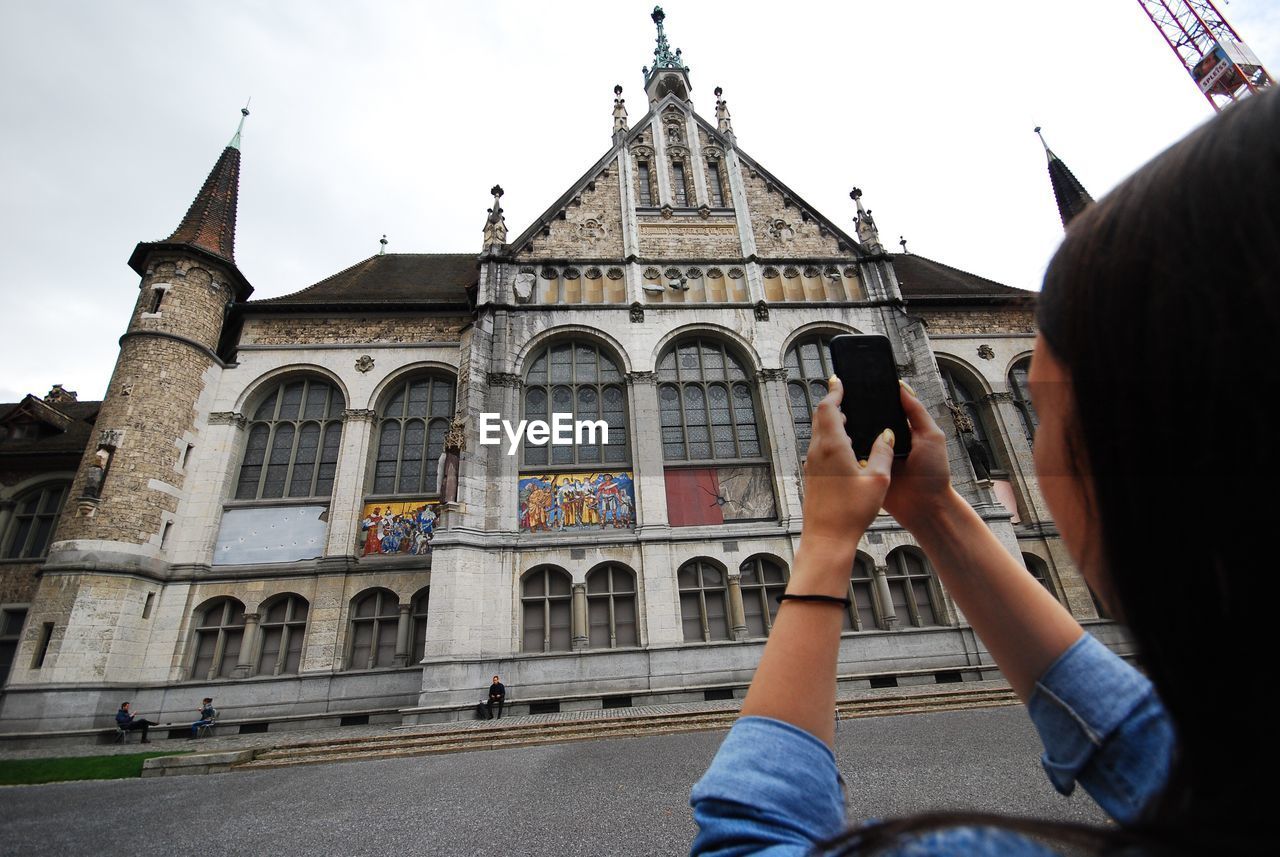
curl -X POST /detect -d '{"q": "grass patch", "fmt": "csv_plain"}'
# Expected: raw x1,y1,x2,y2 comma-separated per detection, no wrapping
0,751,189,785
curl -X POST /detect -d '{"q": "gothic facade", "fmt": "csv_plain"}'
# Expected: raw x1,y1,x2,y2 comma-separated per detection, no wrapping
0,11,1116,738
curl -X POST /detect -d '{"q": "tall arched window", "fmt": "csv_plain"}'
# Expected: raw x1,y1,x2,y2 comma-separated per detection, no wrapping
256,594,308,676
586,564,638,648
371,375,455,497
1021,553,1061,604
885,548,943,628
236,377,345,500
409,586,430,664
190,598,246,680
739,556,789,637
347,588,399,670
784,334,835,456
678,559,730,643
1009,358,1037,443
522,566,572,653
523,341,628,467
843,553,879,632
659,338,774,526
2,482,69,559
939,365,997,473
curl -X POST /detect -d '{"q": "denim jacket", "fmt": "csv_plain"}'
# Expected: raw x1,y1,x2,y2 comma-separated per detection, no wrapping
690,633,1174,856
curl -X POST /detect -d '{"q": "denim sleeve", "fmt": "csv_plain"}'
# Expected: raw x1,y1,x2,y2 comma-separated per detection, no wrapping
1027,632,1175,825
690,716,846,856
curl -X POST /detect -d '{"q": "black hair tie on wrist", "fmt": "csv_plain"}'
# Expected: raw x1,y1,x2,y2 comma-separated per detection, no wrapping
776,593,852,607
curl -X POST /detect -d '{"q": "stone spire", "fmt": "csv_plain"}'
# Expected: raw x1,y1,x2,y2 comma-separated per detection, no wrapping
482,185,507,250
642,6,691,103
127,107,252,299
1035,126,1094,229
714,86,733,138
612,84,629,143
850,187,885,254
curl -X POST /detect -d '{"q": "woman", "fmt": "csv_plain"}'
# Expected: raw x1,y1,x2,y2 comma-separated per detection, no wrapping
691,88,1277,856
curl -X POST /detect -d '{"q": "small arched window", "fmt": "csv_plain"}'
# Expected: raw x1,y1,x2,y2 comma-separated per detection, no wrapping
885,549,943,628
347,588,399,670
2,482,69,559
784,334,835,456
678,559,731,643
739,556,789,637
409,586,431,664
939,365,996,472
256,594,308,676
522,567,572,653
523,341,628,468
236,377,345,500
586,564,638,649
1009,358,1037,443
190,598,246,680
371,375,455,497
843,554,879,632
1021,553,1061,604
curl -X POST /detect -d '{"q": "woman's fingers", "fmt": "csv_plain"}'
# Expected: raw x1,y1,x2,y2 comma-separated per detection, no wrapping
899,380,942,438
862,428,896,477
812,375,849,444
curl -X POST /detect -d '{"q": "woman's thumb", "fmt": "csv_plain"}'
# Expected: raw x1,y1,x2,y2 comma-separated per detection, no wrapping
863,428,896,476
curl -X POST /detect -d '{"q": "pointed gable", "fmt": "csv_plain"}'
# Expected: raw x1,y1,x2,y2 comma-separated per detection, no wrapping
508,152,626,260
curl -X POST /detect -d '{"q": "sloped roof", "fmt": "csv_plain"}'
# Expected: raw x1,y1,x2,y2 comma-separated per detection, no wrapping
0,397,100,457
893,254,1035,304
247,253,477,311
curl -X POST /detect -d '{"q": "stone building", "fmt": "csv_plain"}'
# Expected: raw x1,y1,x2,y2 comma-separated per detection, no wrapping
0,9,1113,737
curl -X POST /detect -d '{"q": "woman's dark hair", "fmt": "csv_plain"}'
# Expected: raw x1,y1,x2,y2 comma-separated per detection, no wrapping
829,87,1280,856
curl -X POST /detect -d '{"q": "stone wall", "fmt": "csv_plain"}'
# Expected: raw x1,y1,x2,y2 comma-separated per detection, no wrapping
240,315,469,346
517,157,625,259
0,562,41,603
741,167,843,257
918,307,1036,335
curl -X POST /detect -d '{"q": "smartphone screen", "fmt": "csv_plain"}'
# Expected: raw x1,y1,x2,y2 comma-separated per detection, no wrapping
827,334,912,460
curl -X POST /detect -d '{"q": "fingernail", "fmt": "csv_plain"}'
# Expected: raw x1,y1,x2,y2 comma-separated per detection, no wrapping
857,459,868,469
828,374,839,386
899,380,917,398
882,428,895,447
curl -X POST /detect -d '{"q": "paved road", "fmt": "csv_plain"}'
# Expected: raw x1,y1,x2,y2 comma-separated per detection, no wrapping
0,706,1107,857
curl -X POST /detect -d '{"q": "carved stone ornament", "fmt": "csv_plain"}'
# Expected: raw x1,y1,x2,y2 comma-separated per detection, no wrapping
803,266,820,278
762,266,780,278
355,354,375,373
768,219,795,242
660,204,675,219
539,266,559,280
444,418,467,452
576,218,608,244
698,205,711,219
563,267,582,280
606,267,625,280
686,267,703,279
844,266,859,278
783,266,800,279
757,368,788,382
119,383,134,397
585,267,603,280
208,411,247,429
706,267,724,279
644,267,661,279
727,267,745,279
487,371,523,388
342,408,378,423
97,429,125,450
754,301,770,321
945,399,976,434
977,344,996,360
663,267,681,280
630,303,645,323
824,265,840,278
984,391,1015,404
513,271,536,302
627,370,657,385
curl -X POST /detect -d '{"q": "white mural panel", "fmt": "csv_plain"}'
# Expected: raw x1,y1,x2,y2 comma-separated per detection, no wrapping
213,505,328,565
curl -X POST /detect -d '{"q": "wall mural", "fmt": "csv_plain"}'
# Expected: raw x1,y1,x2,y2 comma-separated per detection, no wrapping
518,471,635,532
664,465,776,527
360,500,439,556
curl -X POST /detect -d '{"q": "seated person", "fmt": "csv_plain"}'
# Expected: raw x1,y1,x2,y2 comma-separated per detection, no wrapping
190,697,216,738
115,702,158,743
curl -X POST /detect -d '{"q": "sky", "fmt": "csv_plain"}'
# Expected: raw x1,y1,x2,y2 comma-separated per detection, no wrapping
1,0,1277,404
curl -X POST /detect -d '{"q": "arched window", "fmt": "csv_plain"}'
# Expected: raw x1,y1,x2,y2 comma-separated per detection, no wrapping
739,556,789,637
1009,358,1037,443
885,548,943,628
371,375,455,497
235,377,345,500
843,553,879,632
939,365,997,473
586,564,637,648
659,337,774,526
2,482,69,559
522,567,572,653
678,559,731,643
347,588,399,670
409,586,430,664
190,598,246,680
523,341,627,467
784,334,835,456
256,594,308,676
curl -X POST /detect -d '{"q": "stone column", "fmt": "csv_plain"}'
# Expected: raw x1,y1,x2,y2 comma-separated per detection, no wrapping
233,612,260,677
627,372,668,532
393,603,412,666
872,565,898,631
571,583,589,651
726,574,749,641
756,369,802,528
326,409,377,557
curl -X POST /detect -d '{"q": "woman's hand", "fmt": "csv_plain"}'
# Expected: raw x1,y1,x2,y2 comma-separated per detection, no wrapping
800,376,896,558
881,382,957,532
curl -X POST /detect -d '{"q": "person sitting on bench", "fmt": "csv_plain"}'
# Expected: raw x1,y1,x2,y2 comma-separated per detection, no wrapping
486,675,506,720
190,697,216,738
116,702,157,743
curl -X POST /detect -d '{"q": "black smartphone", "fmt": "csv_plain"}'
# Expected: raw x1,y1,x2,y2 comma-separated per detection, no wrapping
827,334,912,460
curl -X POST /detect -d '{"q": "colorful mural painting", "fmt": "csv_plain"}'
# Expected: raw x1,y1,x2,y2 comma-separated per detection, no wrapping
360,500,439,556
518,471,635,532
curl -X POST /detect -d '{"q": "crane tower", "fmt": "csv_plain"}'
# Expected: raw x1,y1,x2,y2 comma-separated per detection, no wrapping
1136,0,1273,111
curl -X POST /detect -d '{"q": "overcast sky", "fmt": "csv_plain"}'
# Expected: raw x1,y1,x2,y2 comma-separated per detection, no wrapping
2,1,1276,403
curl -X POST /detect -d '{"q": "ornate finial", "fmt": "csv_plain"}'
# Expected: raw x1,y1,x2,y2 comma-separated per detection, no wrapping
899,235,909,253
649,6,687,75
714,85,733,135
483,185,508,248
379,234,388,255
850,187,884,253
229,99,251,150
612,84,629,135
1034,126,1053,159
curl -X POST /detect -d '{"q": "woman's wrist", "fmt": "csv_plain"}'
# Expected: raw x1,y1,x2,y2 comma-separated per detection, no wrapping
891,487,968,538
791,533,859,598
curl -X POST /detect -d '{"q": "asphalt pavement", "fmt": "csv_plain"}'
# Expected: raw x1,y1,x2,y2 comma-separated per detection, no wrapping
0,705,1108,857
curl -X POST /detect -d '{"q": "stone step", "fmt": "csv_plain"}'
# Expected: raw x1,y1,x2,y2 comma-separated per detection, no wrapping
236,688,1018,772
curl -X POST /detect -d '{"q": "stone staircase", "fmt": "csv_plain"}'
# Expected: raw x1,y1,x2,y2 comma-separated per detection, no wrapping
232,681,1019,773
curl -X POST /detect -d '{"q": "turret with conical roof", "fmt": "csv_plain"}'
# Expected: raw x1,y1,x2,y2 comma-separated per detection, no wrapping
1035,127,1094,229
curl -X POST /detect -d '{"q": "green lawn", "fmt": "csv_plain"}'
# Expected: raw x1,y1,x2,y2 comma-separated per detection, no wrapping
0,751,189,785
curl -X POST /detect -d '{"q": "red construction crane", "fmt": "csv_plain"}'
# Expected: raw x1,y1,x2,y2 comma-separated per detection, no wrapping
1136,1,1273,111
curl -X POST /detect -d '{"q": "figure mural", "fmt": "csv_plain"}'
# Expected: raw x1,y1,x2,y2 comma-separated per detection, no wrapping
360,500,439,556
518,471,636,532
